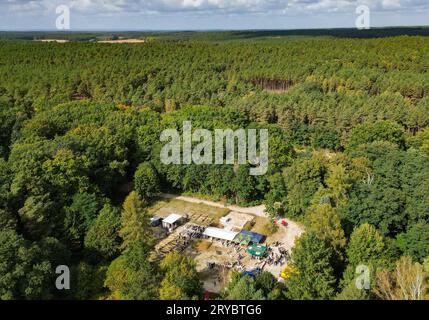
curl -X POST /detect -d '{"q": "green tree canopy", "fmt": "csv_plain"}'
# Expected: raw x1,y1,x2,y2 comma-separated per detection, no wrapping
119,191,150,251
227,276,265,300
285,232,337,300
347,121,405,151
396,222,429,263
134,162,160,199
159,252,203,300
84,203,121,262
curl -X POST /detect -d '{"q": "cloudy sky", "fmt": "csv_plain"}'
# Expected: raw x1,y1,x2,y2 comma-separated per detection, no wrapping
0,0,428,30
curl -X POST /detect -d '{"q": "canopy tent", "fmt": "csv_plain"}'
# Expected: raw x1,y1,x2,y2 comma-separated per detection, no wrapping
239,230,265,244
246,244,267,257
203,227,238,242
233,233,252,245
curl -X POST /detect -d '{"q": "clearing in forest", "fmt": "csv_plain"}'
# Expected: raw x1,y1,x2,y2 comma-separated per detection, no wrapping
97,39,146,43
148,195,304,293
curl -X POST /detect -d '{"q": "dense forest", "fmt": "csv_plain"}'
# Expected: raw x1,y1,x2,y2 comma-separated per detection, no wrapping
0,32,428,300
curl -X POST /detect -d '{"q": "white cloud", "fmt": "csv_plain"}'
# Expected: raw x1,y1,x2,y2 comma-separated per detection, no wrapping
1,0,428,19
382,0,401,9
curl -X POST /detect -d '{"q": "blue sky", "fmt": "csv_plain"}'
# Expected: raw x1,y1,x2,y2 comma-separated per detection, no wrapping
1,0,428,31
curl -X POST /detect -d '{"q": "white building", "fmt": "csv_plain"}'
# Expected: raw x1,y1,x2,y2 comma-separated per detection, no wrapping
162,213,184,232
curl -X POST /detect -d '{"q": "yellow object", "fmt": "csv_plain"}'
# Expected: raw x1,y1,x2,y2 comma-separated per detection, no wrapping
280,265,296,280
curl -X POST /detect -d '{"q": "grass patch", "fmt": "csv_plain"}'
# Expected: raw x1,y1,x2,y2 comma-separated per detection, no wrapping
212,209,230,226
243,220,255,231
196,240,212,252
251,216,277,236
148,198,229,225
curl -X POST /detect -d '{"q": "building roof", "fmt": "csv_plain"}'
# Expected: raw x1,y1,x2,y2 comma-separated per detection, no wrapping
150,217,162,226
240,230,265,243
163,213,183,225
233,233,252,245
203,227,238,241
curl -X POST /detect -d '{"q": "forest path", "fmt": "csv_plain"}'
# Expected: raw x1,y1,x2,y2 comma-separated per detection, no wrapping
159,193,266,216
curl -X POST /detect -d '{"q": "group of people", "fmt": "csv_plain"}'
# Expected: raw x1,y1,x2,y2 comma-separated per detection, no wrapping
218,259,245,271
184,223,206,237
264,243,290,267
215,239,243,251
172,223,205,252
170,223,290,274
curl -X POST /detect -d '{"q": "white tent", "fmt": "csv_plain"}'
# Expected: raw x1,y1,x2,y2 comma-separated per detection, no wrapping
162,213,184,231
203,227,238,242
163,213,183,225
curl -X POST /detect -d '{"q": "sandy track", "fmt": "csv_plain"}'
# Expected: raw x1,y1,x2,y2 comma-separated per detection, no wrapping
98,39,146,43
159,193,266,216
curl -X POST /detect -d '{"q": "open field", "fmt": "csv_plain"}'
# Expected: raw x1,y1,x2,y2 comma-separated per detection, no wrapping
221,211,254,232
148,198,230,226
34,39,69,43
98,39,146,43
160,193,267,217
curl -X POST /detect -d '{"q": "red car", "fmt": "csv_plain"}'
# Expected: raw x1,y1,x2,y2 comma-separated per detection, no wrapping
281,220,288,227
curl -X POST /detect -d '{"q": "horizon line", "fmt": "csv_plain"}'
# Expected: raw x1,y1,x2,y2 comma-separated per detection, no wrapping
1,25,429,33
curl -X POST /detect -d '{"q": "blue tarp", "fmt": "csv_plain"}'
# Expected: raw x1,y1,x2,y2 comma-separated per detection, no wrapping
239,230,265,244
242,267,262,277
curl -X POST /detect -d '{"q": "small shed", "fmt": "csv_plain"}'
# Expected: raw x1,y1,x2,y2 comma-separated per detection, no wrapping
150,217,162,227
162,213,183,231
239,230,265,244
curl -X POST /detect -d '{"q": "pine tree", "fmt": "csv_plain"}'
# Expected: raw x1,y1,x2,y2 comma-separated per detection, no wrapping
341,223,390,295
118,192,150,250
285,232,337,300
305,204,347,274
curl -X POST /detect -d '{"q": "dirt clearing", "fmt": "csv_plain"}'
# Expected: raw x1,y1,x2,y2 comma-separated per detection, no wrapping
151,194,305,292
98,39,146,43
